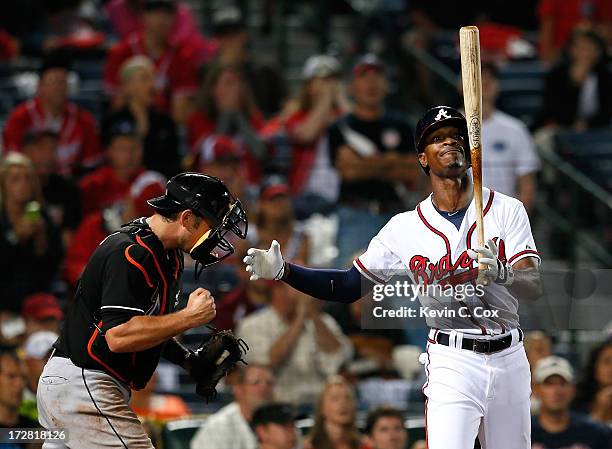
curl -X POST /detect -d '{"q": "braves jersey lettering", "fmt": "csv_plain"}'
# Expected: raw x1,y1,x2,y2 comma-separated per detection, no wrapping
354,188,540,333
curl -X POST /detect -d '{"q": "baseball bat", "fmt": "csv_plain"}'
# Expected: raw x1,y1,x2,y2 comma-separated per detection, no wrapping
459,26,488,286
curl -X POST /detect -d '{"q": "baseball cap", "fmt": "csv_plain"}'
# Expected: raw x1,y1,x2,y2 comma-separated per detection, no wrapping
352,54,385,77
251,402,295,428
38,51,72,77
260,175,289,200
212,5,246,34
533,356,575,384
143,0,177,12
198,135,243,166
21,294,63,321
302,55,341,80
103,119,139,147
130,171,167,217
24,331,58,360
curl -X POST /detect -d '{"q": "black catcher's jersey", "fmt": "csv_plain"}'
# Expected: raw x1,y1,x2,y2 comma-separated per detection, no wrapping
54,218,184,389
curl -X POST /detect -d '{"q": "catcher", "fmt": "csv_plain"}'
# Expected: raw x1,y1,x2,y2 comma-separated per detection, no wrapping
37,173,249,449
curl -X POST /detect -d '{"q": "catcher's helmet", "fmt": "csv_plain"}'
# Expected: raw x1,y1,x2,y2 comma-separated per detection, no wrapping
148,172,248,271
414,106,470,175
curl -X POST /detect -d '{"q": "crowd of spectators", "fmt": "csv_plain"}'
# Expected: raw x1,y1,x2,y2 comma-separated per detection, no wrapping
0,1,611,448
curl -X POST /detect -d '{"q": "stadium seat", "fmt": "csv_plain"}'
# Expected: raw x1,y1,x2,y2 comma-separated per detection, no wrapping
161,416,209,449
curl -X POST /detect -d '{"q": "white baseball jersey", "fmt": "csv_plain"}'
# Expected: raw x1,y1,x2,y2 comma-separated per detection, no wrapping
354,188,539,333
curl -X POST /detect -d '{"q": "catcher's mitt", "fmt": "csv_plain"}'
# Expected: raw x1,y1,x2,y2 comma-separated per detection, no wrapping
188,328,249,402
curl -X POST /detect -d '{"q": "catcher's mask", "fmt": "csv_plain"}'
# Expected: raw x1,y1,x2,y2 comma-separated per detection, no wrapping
148,172,248,277
414,106,470,175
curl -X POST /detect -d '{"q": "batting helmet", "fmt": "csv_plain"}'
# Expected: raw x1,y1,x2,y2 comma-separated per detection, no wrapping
414,106,470,174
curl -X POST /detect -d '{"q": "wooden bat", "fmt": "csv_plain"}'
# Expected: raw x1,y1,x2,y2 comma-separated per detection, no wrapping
459,26,488,286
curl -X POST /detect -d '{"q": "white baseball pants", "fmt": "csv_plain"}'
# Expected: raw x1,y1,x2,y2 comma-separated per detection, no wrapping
422,329,531,449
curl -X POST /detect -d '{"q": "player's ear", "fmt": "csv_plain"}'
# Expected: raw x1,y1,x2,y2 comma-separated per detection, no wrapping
418,152,429,171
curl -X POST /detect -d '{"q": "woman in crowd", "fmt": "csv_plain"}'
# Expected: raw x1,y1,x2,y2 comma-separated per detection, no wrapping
574,337,612,425
305,376,362,449
264,55,350,207
539,27,612,131
102,55,180,178
0,153,63,313
186,62,265,184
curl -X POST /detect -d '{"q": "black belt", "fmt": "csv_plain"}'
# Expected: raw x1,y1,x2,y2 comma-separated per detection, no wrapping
435,329,523,354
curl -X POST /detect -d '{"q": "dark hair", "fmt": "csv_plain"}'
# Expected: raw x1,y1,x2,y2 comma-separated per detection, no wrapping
197,63,256,122
481,62,499,80
564,26,607,67
364,407,404,435
0,345,19,372
574,337,612,411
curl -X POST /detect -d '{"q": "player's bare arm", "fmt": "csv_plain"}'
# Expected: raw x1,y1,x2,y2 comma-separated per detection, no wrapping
105,287,217,353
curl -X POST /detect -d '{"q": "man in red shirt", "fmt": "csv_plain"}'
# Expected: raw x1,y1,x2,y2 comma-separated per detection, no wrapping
79,120,145,216
2,57,102,176
104,0,199,123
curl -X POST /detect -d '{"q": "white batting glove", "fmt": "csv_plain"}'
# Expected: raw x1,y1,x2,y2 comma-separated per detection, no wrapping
467,238,514,286
243,240,285,281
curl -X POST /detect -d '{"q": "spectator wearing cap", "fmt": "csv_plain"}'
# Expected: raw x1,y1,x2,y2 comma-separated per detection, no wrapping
237,280,352,405
327,54,417,267
102,55,180,179
190,364,275,449
363,407,407,449
2,55,103,176
207,5,286,118
20,330,59,421
186,63,265,184
265,55,349,205
531,356,612,449
254,176,309,264
251,402,298,449
104,0,216,64
194,133,256,212
21,293,63,337
65,171,166,288
477,62,540,213
0,153,64,314
22,129,81,247
104,0,199,123
79,120,145,216
574,338,612,426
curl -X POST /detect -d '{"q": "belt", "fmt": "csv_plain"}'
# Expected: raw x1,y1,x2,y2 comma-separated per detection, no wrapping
435,329,523,354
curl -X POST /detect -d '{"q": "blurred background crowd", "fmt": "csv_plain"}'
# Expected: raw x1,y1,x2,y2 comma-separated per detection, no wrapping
0,0,611,448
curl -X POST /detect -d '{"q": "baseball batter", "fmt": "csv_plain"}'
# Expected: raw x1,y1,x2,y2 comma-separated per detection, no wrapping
244,106,543,449
37,173,248,448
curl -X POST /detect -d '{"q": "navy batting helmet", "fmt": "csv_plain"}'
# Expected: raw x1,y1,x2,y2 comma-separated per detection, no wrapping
414,106,470,175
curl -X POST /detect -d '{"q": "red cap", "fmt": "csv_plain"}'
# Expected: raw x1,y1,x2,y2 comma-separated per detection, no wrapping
260,175,290,200
22,293,63,321
199,135,243,166
130,171,167,217
352,54,385,77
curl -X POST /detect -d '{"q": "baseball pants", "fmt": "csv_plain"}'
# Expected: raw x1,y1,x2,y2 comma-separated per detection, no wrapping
422,329,531,449
37,355,154,449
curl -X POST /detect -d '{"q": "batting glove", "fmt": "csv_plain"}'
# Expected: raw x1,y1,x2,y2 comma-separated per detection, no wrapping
243,240,285,281
467,238,514,286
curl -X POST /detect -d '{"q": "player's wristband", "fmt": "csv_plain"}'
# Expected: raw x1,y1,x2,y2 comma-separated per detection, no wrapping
495,260,514,286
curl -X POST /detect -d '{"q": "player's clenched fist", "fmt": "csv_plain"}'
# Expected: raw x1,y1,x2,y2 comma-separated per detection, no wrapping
467,238,514,286
185,288,217,326
243,240,285,281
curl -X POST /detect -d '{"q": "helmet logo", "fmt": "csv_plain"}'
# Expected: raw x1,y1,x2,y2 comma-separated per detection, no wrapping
435,108,451,121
